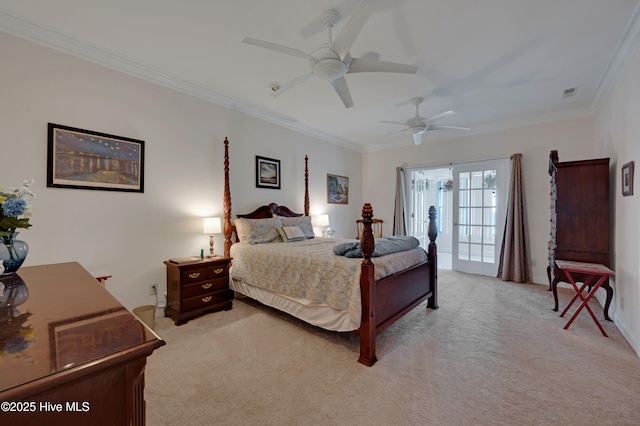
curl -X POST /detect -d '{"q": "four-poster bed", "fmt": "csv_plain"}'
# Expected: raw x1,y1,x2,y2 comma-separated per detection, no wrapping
221,137,438,366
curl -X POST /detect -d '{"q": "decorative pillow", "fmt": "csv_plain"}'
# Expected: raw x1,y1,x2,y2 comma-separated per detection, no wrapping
277,226,306,242
276,215,315,239
234,217,282,244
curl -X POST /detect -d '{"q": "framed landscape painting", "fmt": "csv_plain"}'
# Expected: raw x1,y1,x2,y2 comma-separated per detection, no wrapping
47,123,144,192
327,174,349,204
256,155,281,189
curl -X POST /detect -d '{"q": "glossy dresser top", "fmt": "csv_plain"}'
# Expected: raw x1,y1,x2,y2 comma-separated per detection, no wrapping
0,262,164,394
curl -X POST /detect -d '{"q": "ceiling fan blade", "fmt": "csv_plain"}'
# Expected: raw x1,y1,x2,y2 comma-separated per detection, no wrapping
331,0,377,58
348,57,418,74
242,37,313,61
378,120,407,125
299,16,326,39
427,124,471,132
413,133,423,145
330,76,354,108
299,0,361,38
425,110,455,124
271,73,315,97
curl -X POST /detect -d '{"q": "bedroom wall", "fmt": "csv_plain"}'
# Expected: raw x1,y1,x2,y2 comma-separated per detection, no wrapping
363,115,599,286
0,33,363,311
594,40,640,355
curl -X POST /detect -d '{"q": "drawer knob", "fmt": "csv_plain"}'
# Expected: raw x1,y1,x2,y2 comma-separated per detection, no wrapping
213,268,224,274
202,282,213,290
188,272,201,279
202,296,212,303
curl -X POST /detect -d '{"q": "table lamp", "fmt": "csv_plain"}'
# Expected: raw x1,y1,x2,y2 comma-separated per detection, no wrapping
313,214,330,237
202,217,222,256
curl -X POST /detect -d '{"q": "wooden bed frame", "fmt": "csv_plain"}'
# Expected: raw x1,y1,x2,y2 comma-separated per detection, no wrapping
221,137,438,366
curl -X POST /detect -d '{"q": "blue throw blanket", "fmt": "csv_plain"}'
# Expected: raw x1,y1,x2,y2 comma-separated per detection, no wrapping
333,236,421,258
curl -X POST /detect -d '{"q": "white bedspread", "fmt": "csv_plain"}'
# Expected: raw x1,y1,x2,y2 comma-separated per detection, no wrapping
229,238,428,324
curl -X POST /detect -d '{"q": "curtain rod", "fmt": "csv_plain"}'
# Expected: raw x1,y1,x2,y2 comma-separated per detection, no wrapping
402,154,515,171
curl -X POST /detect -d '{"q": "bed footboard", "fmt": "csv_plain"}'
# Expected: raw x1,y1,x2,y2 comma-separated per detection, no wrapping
358,204,438,367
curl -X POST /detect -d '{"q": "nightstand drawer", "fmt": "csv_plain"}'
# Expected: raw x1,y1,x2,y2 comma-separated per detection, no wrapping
181,289,234,311
180,264,229,284
181,277,229,299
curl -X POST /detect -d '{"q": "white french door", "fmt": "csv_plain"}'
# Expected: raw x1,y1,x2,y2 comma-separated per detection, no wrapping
451,159,509,276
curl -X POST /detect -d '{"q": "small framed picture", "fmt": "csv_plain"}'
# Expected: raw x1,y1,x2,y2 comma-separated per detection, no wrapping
256,156,280,189
47,123,144,192
622,161,634,196
327,174,349,204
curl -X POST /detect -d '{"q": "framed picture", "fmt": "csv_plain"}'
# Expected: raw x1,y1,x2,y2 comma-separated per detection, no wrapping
327,174,349,204
622,161,634,196
256,156,281,189
47,123,144,193
48,308,145,370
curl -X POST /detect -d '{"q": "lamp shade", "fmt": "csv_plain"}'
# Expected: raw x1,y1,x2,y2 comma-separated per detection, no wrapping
313,214,330,227
202,217,222,235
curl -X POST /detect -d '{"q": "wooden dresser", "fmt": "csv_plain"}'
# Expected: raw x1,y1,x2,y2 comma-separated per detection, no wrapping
548,150,613,319
0,262,165,425
164,256,233,325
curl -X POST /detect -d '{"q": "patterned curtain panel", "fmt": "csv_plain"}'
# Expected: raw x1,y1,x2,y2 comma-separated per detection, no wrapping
393,167,407,236
497,154,532,283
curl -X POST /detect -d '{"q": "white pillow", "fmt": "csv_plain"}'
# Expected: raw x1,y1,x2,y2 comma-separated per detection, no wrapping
234,217,282,244
277,226,306,242
276,215,315,239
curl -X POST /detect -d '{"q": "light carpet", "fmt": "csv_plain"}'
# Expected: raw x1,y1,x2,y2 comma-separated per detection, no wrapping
145,270,640,425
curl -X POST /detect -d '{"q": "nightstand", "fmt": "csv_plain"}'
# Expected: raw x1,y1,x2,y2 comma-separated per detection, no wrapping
163,256,233,325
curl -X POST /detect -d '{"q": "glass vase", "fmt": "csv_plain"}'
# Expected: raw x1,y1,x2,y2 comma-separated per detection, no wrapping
0,233,29,274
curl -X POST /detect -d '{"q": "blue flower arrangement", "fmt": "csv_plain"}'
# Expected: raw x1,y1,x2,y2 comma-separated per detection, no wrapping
0,180,34,237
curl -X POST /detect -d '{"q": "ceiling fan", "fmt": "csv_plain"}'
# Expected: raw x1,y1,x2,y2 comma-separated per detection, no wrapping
380,97,470,145
242,1,418,108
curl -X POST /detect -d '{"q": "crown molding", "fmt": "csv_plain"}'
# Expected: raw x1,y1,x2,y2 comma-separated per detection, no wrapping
0,8,363,153
589,1,640,108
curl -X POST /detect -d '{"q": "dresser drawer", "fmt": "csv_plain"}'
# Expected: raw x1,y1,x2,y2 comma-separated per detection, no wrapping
181,277,229,299
180,264,229,284
181,289,234,311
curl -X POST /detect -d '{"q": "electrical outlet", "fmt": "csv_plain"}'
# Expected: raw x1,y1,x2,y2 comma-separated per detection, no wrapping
149,283,157,296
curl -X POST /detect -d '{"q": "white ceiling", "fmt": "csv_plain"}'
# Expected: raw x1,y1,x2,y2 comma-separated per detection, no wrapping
1,0,640,151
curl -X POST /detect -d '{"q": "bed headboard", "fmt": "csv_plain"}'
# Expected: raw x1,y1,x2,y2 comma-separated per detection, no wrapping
236,203,303,219
222,137,310,257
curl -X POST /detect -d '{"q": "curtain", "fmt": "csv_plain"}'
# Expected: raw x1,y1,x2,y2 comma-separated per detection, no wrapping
393,167,407,236
497,153,532,283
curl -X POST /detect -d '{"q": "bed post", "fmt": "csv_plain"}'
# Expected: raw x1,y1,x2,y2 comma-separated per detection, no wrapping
358,203,377,367
304,155,309,216
223,137,232,258
427,205,439,309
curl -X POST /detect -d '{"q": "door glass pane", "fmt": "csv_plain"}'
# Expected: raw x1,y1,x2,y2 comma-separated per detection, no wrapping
458,228,469,242
458,243,469,260
483,225,495,245
470,207,483,226
471,171,483,188
459,172,470,189
459,190,468,207
470,243,482,261
458,209,468,226
483,189,496,205
470,189,483,206
483,244,495,263
469,225,483,243
483,207,496,226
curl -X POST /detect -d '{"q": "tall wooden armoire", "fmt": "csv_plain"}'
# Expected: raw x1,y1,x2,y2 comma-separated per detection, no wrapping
548,150,613,320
